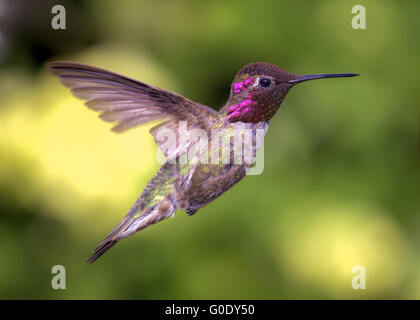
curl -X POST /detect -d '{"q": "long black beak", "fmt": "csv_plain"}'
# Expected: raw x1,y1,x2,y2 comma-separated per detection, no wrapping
288,73,359,84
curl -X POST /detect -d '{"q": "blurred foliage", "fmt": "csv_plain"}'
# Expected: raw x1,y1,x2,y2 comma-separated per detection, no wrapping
0,0,419,299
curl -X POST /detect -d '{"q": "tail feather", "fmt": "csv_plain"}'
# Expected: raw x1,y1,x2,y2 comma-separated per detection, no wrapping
86,199,175,263
85,216,130,263
86,240,117,263
86,162,176,263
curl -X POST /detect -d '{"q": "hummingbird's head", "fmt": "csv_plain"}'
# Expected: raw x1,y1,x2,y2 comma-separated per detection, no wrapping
226,62,358,123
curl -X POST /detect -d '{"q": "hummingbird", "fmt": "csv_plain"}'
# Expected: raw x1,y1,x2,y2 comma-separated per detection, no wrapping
47,61,358,262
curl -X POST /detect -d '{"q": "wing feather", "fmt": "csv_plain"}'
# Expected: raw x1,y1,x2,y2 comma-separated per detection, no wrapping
47,61,221,158
47,61,219,132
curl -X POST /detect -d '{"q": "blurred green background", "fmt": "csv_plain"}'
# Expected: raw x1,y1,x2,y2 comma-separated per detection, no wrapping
0,0,419,299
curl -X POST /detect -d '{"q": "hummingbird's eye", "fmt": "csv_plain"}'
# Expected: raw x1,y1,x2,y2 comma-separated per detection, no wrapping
259,78,271,88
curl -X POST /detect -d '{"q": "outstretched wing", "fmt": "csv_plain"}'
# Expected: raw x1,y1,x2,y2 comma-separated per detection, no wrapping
47,61,220,157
